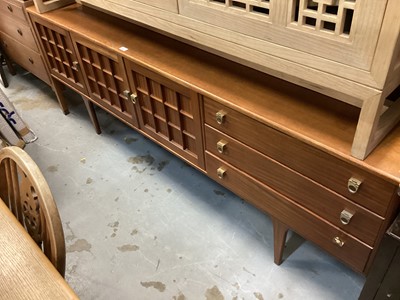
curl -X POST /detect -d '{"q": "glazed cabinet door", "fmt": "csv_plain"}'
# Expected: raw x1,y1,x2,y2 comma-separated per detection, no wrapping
30,15,87,94
82,0,179,13
71,33,138,128
124,59,205,169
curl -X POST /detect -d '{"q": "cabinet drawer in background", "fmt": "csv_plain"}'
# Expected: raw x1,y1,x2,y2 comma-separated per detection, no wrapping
205,152,372,273
0,0,26,23
204,97,397,216
1,33,50,85
0,13,38,50
205,125,384,246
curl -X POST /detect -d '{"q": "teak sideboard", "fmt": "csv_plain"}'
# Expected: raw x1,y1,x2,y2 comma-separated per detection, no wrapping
25,4,400,275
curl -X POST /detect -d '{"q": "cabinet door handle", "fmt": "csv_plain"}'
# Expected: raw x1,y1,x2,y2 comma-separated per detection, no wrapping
332,236,345,247
217,167,227,179
17,28,22,36
340,209,354,225
123,90,137,104
216,110,227,125
217,139,228,154
7,4,13,12
348,177,362,194
72,61,80,72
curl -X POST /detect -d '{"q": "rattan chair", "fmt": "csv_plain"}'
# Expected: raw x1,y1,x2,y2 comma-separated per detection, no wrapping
0,146,65,276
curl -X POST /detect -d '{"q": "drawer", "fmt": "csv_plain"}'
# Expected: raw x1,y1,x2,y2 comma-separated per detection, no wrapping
0,0,26,24
206,152,372,273
205,125,384,246
1,33,50,85
0,13,38,50
204,97,397,216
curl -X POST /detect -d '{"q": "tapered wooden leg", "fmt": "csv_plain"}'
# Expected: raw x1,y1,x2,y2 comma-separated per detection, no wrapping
82,97,101,135
272,217,289,265
0,63,8,87
52,80,69,115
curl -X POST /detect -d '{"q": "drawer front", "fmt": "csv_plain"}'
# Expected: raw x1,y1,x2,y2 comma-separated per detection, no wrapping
1,33,50,85
206,152,372,273
0,0,26,24
205,125,383,246
0,13,37,50
204,97,396,216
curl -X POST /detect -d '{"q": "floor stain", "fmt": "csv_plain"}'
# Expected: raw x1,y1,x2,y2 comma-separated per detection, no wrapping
144,188,149,193
69,264,78,275
65,222,77,242
157,160,169,171
117,244,139,252
67,239,92,253
140,281,166,292
13,96,58,110
114,197,119,202
124,136,138,144
167,188,172,193
86,177,93,184
205,286,224,300
108,221,119,228
80,158,86,164
243,267,256,277
232,282,240,290
278,293,284,299
254,292,264,300
131,229,138,236
213,189,225,196
111,233,117,238
131,166,147,174
46,165,58,173
127,154,154,165
173,292,186,300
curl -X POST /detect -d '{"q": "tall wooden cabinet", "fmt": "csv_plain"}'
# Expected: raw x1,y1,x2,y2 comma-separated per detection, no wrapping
27,4,400,276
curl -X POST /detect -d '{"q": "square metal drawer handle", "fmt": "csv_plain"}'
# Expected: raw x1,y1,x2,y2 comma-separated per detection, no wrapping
340,209,354,225
348,177,362,194
217,139,228,154
332,236,345,247
216,110,227,125
217,167,227,179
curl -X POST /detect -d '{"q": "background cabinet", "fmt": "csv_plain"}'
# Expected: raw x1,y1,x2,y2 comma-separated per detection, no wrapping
0,0,50,85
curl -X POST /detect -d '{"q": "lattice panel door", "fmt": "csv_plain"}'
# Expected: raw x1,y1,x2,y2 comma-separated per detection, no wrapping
73,37,137,127
289,0,356,38
31,17,87,94
205,0,271,19
124,60,204,168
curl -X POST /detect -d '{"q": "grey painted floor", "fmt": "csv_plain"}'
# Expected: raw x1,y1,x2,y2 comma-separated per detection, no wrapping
2,69,365,299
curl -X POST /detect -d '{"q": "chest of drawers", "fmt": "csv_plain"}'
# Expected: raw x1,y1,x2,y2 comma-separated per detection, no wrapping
0,0,50,85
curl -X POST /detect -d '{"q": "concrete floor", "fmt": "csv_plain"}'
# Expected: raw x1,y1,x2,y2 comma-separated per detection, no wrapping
2,69,366,299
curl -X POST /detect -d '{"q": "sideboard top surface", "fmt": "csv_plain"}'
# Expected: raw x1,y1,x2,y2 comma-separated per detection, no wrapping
26,4,400,184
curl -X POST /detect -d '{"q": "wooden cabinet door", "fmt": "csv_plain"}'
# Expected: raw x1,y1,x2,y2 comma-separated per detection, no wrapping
124,59,205,168
30,15,87,94
71,34,138,128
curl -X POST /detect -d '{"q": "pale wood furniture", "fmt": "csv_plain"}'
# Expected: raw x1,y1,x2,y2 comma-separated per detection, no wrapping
27,4,400,275
0,146,66,276
32,0,75,13
0,199,78,299
0,0,50,85
77,0,400,160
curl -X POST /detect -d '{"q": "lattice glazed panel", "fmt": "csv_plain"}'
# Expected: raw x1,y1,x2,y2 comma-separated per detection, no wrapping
75,43,134,120
34,23,85,89
133,72,199,159
289,0,356,37
206,0,271,19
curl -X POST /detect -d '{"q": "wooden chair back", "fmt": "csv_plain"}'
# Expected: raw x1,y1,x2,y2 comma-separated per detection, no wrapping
0,146,65,276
